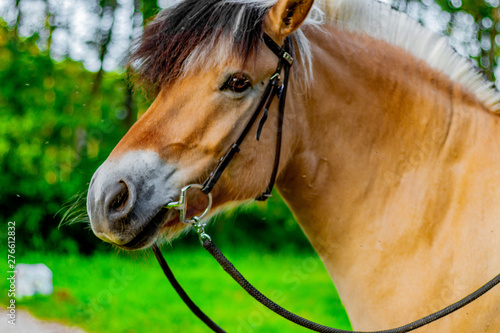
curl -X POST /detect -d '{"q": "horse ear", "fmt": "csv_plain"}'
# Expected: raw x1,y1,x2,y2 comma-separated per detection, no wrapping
265,0,315,39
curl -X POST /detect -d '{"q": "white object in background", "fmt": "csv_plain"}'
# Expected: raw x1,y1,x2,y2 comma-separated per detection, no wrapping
15,263,53,298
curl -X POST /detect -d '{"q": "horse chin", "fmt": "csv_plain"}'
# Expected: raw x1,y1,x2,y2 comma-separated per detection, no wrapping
159,216,188,241
116,208,176,251
159,205,206,240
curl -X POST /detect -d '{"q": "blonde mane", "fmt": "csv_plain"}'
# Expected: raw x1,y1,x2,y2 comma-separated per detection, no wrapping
145,0,500,112
309,0,500,112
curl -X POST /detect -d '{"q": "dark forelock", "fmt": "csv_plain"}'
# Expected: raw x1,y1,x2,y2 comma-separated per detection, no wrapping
129,0,271,94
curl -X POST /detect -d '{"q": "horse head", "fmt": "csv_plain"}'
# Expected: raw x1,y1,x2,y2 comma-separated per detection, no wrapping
86,0,314,250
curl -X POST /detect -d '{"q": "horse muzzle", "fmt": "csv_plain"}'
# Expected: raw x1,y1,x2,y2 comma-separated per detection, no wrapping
86,150,180,249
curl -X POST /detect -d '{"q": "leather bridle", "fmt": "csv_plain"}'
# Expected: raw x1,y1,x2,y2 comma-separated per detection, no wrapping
200,33,293,201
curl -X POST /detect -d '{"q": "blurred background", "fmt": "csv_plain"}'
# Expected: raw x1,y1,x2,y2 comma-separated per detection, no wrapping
0,0,498,332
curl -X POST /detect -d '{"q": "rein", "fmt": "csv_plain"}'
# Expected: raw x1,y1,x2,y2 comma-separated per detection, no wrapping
153,34,500,332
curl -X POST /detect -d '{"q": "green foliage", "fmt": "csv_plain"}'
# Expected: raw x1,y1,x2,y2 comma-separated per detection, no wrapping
405,0,500,80
0,250,352,332
0,22,130,253
434,0,496,17
142,0,161,22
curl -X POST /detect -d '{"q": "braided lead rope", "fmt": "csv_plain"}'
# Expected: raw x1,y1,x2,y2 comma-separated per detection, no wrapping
153,239,500,332
151,244,226,333
200,239,500,333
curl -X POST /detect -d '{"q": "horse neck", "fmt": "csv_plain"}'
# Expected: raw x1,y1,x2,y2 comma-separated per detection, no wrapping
280,26,500,281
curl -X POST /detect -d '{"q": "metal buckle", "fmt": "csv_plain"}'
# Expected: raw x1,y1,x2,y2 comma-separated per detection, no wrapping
282,52,293,66
191,216,211,242
269,73,281,82
165,184,212,224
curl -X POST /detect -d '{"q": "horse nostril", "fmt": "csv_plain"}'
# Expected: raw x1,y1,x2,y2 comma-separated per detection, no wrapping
105,180,135,223
110,182,129,212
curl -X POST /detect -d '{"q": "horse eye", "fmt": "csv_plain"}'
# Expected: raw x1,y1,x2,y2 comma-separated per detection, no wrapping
221,73,252,93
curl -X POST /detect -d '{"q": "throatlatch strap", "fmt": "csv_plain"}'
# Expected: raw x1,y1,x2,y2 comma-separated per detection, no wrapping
256,40,292,201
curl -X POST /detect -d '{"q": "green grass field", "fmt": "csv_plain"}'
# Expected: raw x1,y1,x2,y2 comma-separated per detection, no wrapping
1,242,351,332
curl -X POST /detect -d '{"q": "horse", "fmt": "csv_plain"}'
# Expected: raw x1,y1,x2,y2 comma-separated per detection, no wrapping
86,0,500,331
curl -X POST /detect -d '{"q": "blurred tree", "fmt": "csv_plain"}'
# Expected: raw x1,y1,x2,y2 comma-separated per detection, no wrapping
394,0,500,81
92,0,118,95
0,0,164,254
0,22,130,254
142,0,161,22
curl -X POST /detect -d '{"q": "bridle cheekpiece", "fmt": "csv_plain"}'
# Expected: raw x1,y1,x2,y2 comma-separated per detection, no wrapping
166,34,294,226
